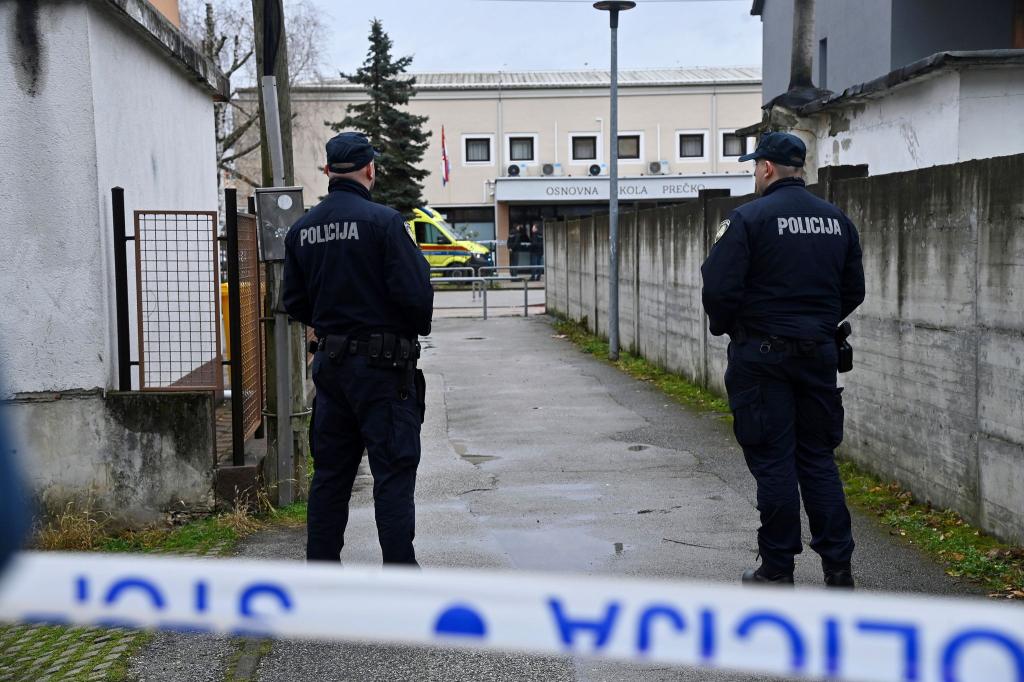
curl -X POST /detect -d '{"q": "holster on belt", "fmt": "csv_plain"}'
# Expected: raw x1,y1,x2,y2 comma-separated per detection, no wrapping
835,322,853,373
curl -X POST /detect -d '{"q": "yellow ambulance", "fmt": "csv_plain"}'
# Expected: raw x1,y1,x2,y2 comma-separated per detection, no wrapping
409,207,492,273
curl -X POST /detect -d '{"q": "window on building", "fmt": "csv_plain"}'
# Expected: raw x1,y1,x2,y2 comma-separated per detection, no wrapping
618,135,640,160
678,134,704,158
465,137,491,163
722,133,748,157
509,137,535,162
571,135,598,161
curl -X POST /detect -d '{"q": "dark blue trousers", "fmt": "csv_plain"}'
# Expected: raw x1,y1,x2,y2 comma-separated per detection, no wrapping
306,353,421,565
725,338,854,575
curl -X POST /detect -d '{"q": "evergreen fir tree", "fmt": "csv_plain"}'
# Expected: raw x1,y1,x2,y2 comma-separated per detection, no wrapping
327,19,430,215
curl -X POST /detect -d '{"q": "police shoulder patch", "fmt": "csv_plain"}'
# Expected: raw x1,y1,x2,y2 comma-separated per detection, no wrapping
714,219,731,243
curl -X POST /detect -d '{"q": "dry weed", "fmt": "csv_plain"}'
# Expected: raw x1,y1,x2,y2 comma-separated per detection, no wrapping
34,500,110,551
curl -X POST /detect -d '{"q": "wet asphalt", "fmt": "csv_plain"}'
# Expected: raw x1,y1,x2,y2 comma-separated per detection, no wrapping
126,315,980,682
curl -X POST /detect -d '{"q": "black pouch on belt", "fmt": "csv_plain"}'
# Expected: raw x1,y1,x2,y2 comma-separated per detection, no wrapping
323,335,349,364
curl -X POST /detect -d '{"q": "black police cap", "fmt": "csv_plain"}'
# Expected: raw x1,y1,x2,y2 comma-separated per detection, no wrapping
326,132,380,173
738,132,806,168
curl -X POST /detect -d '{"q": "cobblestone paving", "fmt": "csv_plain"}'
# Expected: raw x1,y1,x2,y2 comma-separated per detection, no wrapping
0,540,232,681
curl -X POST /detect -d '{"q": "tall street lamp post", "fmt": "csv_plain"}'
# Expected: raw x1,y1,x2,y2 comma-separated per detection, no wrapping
594,1,635,361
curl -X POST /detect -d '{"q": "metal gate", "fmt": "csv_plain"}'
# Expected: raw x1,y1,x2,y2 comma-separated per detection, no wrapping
134,210,223,391
224,193,266,463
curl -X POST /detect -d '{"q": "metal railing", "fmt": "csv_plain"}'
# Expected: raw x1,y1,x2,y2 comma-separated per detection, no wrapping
430,276,533,320
430,266,476,278
478,265,544,278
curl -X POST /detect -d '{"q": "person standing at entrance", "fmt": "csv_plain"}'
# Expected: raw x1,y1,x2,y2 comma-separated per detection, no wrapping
700,132,865,587
528,223,544,281
283,132,433,565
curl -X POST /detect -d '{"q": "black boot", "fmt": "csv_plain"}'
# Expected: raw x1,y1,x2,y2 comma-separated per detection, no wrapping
824,568,855,588
741,566,794,585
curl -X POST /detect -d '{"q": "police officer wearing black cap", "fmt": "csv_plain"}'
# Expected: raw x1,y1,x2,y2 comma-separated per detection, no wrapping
283,131,433,565
701,132,865,588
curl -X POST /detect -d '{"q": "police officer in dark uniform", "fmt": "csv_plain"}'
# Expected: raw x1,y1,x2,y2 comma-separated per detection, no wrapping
283,132,433,565
701,132,865,587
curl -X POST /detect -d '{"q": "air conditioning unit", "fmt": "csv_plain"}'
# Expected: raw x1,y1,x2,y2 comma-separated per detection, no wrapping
649,160,671,175
541,162,563,177
507,163,527,177
588,163,607,177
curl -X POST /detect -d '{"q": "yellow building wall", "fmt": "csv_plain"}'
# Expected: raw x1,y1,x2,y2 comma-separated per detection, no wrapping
238,82,763,210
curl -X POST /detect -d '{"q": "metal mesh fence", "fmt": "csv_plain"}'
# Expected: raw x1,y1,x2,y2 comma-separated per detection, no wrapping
236,213,264,439
135,211,222,391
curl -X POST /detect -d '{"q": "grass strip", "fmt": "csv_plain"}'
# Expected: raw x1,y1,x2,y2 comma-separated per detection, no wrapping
839,460,1024,599
552,316,1024,599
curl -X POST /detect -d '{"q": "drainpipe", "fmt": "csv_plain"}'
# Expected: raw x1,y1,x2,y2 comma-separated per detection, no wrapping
789,0,816,91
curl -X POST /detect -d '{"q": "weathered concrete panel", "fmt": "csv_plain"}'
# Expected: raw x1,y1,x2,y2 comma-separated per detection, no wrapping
978,435,1024,544
580,220,597,329
618,213,638,354
978,331,1024,447
594,216,610,340
975,155,1024,332
663,203,705,383
3,390,215,525
566,221,583,321
843,319,979,514
637,208,667,368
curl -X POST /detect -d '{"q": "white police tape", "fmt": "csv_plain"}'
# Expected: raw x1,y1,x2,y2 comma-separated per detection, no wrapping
0,551,1022,681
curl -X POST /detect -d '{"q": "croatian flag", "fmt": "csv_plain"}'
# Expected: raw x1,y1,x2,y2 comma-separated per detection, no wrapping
440,126,450,187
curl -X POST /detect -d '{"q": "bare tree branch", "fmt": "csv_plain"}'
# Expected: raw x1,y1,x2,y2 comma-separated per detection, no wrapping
220,140,262,165
220,163,261,189
220,113,259,150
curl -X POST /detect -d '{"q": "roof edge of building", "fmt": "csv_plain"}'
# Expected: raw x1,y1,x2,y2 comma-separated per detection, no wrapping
750,0,765,16
98,0,230,100
798,49,1024,114
283,67,762,93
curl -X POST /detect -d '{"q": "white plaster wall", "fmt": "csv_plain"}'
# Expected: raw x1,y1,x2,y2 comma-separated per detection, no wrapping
813,71,962,176
0,4,107,396
0,3,218,397
958,67,1024,163
86,5,219,390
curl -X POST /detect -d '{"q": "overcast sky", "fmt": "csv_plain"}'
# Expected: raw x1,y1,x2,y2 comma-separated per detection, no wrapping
302,0,762,78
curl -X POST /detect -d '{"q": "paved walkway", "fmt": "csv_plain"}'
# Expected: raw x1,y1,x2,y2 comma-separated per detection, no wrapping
126,315,977,681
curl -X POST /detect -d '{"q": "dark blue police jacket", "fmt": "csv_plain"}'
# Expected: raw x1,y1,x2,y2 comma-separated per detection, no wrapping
283,179,433,338
701,177,865,342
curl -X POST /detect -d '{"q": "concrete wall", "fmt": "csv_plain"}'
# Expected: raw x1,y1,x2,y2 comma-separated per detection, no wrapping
807,65,1024,179
890,0,1016,70
3,391,216,525
814,0,892,95
0,1,218,396
546,154,1024,544
759,0,892,102
0,1,221,522
812,71,962,176
758,0,795,105
759,0,1015,103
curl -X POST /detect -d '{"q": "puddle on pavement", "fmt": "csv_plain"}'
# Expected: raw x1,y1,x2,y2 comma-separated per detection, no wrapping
627,444,649,452
614,542,624,555
464,337,487,341
452,440,500,466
